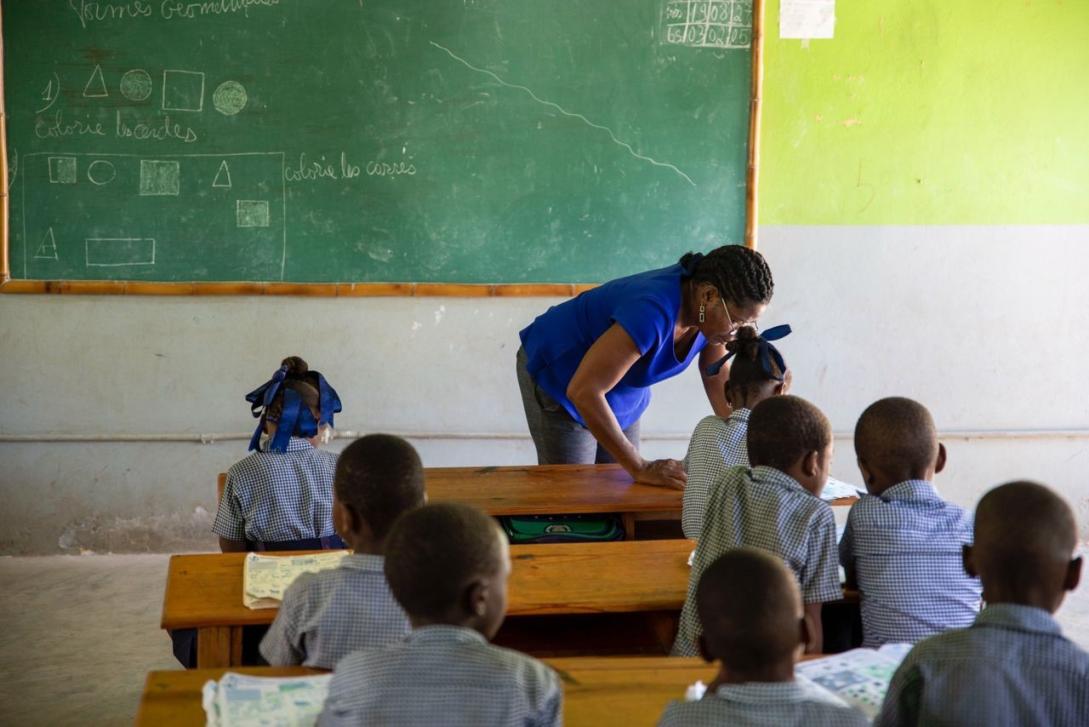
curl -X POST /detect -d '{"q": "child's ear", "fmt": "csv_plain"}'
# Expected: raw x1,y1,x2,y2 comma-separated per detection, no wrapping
696,635,713,663
802,450,820,478
934,442,948,475
1064,556,1083,593
962,544,978,578
779,369,792,395
465,578,490,620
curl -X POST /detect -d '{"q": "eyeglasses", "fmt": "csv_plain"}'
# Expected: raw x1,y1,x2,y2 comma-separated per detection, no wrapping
721,298,759,333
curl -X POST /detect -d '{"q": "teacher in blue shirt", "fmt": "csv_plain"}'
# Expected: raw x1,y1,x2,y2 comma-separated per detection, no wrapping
516,246,775,489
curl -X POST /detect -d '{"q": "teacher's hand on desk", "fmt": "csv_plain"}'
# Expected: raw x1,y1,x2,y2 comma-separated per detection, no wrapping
634,458,687,490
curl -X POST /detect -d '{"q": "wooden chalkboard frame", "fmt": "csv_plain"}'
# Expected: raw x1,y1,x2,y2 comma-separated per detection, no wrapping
0,0,763,297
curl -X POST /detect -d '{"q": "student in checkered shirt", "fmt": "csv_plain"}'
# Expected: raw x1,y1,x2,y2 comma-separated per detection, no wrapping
878,481,1088,726
213,356,346,552
673,396,841,657
260,434,424,668
320,503,562,726
659,548,868,727
840,397,981,647
682,325,792,539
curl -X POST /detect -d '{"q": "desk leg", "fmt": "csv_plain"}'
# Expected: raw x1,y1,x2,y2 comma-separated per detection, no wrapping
621,512,637,540
646,611,680,654
196,626,243,668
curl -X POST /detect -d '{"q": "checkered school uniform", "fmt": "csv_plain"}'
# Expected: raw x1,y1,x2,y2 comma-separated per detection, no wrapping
681,409,750,540
319,625,563,727
658,681,869,727
877,604,1089,727
672,466,841,657
259,553,410,668
212,437,338,544
839,480,981,647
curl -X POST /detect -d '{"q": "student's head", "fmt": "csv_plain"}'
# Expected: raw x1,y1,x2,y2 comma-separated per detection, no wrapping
747,396,833,495
680,246,774,344
966,481,1082,613
696,548,808,679
854,397,945,494
385,503,511,638
723,326,791,410
245,356,342,452
332,434,426,553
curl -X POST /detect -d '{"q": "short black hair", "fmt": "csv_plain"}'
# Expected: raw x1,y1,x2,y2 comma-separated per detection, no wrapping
334,434,425,541
697,548,801,671
384,503,503,621
974,481,1077,593
854,397,938,479
747,395,832,471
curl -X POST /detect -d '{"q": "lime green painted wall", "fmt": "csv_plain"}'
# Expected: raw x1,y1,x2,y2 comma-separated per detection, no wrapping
761,0,1089,225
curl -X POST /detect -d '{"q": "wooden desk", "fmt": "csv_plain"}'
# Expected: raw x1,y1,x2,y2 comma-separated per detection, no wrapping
216,464,857,537
136,666,323,726
162,539,695,668
137,655,826,726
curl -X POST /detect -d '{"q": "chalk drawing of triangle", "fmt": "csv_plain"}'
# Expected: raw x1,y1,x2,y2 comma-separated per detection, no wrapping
212,160,232,189
83,65,108,98
34,227,58,260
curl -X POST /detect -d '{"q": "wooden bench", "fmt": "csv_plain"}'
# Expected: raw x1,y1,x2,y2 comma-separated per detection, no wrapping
217,463,858,537
162,539,695,668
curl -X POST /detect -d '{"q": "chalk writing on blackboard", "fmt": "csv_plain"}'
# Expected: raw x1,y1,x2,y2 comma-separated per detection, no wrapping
430,41,696,187
662,0,752,49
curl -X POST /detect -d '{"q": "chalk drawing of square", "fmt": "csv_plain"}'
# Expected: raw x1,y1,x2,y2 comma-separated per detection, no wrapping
85,238,156,267
139,160,180,196
236,200,270,228
48,156,77,184
162,70,205,112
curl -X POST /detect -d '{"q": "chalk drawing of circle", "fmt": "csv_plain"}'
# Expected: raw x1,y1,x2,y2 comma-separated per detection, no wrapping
87,159,117,186
213,80,248,115
119,69,153,101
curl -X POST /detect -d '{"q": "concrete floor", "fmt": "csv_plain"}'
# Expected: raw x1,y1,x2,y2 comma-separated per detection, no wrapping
2,553,1089,726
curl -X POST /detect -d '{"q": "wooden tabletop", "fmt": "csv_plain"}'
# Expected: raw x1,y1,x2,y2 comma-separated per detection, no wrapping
136,655,830,726
161,539,695,630
353,463,855,517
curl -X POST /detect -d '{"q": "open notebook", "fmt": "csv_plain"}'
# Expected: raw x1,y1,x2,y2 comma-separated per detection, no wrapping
203,672,332,727
686,644,911,720
822,476,863,501
242,551,348,609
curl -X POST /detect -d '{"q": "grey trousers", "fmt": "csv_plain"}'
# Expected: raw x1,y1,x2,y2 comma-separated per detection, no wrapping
516,346,640,465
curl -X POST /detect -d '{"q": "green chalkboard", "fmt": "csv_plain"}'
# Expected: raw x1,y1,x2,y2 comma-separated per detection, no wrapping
5,0,753,284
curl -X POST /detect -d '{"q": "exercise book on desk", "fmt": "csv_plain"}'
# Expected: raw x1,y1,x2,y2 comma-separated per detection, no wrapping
822,477,863,502
203,672,331,727
683,645,910,721
243,552,347,609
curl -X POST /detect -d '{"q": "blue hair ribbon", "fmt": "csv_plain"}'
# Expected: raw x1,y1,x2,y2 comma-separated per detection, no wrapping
704,323,792,378
244,365,342,452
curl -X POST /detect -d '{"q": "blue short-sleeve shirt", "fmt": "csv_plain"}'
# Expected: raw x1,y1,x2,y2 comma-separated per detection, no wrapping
519,263,706,429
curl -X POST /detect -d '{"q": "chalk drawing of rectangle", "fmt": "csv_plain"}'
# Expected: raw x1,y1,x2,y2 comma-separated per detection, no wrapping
236,199,270,228
139,159,180,196
48,156,77,184
85,238,156,267
162,70,205,112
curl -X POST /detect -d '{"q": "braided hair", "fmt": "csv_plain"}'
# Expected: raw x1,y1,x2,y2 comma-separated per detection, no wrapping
679,245,774,307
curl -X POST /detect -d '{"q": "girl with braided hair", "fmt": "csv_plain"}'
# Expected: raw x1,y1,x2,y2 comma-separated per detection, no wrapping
517,245,774,488
681,325,792,538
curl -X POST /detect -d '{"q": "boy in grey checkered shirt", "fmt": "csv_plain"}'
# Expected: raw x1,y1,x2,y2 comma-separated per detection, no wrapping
659,548,868,727
320,503,562,726
878,481,1088,726
673,396,842,657
260,434,424,668
682,326,791,539
840,398,981,647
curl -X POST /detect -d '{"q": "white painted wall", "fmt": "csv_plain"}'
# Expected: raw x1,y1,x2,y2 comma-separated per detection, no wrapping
1,225,1087,553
